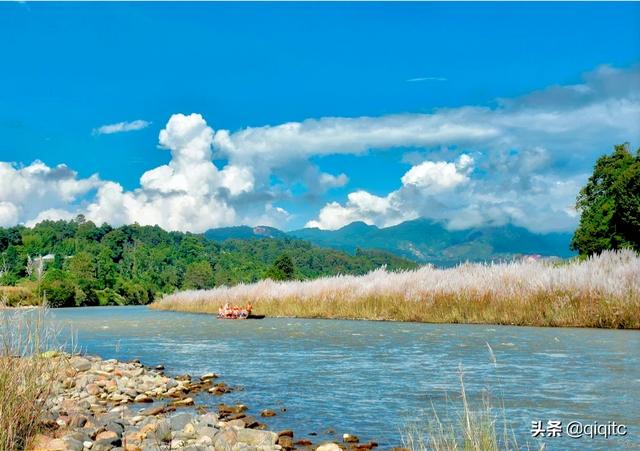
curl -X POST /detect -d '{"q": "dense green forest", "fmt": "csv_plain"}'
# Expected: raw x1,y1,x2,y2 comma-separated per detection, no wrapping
0,217,416,307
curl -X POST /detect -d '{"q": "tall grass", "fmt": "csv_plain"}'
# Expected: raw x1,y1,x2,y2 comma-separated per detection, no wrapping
152,250,640,328
402,370,526,451
0,305,64,450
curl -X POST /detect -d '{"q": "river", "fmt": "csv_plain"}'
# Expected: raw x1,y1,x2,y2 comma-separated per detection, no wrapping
45,306,639,450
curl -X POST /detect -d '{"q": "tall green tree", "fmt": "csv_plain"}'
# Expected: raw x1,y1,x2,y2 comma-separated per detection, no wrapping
571,144,640,255
266,254,296,281
184,261,214,289
68,251,98,305
39,269,76,308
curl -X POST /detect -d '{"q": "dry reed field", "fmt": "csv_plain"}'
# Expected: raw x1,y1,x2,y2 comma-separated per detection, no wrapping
152,250,640,329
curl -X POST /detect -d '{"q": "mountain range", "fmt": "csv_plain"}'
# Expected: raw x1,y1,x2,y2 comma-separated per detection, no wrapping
204,219,575,266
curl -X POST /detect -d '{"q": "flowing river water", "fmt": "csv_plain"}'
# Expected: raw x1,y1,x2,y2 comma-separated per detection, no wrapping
44,306,639,450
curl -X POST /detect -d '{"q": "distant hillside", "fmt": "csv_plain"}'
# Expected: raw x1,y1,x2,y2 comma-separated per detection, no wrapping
203,219,574,266
204,225,286,241
289,219,575,266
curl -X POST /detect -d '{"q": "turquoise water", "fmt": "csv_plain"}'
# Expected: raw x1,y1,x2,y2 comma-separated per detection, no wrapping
44,306,639,450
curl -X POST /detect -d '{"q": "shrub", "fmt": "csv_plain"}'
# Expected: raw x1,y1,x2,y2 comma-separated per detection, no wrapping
116,279,149,305
0,286,36,307
94,288,127,306
38,269,75,308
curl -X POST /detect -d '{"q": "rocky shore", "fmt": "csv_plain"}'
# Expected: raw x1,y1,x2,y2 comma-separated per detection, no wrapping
30,354,386,451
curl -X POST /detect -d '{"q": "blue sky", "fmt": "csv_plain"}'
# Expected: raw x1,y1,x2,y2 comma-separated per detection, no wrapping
1,2,639,232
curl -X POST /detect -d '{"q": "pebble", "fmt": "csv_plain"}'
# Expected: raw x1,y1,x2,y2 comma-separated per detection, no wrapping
343,433,360,443
317,444,342,451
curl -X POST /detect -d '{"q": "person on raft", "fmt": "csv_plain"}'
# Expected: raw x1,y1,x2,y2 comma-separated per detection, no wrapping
217,302,252,319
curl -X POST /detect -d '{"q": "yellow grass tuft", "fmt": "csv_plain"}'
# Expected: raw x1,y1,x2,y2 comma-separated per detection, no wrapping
0,285,38,307
0,306,65,450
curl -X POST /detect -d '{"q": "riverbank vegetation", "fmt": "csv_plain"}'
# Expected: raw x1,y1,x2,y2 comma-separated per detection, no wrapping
153,250,640,329
0,218,415,307
0,307,65,450
402,373,521,451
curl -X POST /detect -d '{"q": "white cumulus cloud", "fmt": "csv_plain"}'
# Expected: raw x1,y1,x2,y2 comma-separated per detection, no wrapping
0,160,101,227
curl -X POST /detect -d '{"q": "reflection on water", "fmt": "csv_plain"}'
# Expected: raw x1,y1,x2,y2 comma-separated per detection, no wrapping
43,306,639,450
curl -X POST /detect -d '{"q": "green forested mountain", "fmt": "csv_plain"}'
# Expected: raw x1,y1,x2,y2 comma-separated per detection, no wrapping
0,218,416,307
289,219,575,266
204,219,574,266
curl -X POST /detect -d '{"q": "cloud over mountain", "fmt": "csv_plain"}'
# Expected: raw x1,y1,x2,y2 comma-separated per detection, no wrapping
1,64,638,233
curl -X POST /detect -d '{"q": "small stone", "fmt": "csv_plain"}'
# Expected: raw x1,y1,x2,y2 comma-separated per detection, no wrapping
278,436,294,449
295,439,313,446
208,386,226,395
71,357,92,372
170,397,193,407
218,403,246,415
93,439,120,450
83,441,93,449
105,421,124,436
134,394,153,403
86,384,101,396
277,430,294,438
200,372,218,381
140,405,164,416
130,415,144,424
183,423,196,437
343,434,359,443
63,437,84,451
95,430,120,443
69,415,88,428
317,444,342,451
260,409,277,417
